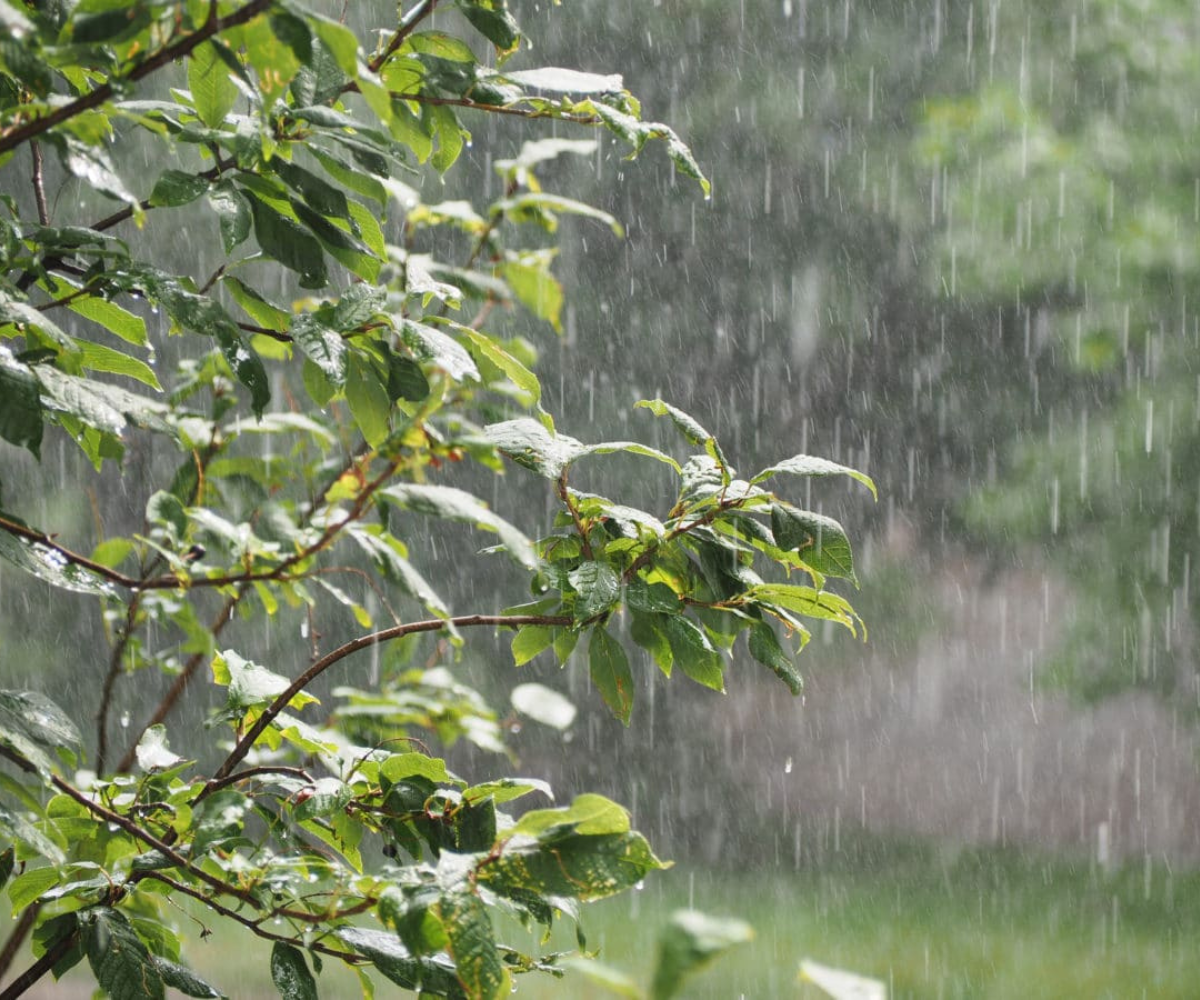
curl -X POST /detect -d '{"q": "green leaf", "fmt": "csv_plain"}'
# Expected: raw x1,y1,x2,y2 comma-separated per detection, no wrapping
406,31,478,63
345,352,391,447
8,867,61,913
479,829,667,901
631,610,672,676
513,793,630,838
478,418,679,479
78,341,161,390
85,910,166,1000
464,776,554,806
435,890,510,1000
336,927,465,998
0,804,63,866
458,328,543,406
747,623,804,695
456,1,521,57
270,943,317,1000
511,683,576,729
0,689,82,780
770,504,857,585
291,313,347,387
212,650,317,712
380,752,456,786
430,103,465,173
399,320,479,382
751,455,877,499
649,910,754,1000
511,625,556,666
244,15,301,104
65,292,147,347
223,276,289,332
0,525,118,598
246,193,328,289
134,725,184,772
588,627,634,725
189,41,239,127
661,615,724,692
148,169,210,208
380,484,536,569
0,350,43,456
570,561,622,621
152,957,224,999
207,182,252,254
744,584,860,635
501,255,564,331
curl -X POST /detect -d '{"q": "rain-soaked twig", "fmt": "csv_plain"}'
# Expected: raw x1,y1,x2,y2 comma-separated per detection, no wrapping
29,141,48,225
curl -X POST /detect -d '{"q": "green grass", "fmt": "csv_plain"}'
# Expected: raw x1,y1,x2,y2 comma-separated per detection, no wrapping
6,834,1199,998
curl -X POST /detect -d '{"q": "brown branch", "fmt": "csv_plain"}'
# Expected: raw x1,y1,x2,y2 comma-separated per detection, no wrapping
29,142,48,226
0,931,75,1000
96,593,142,773
137,873,364,962
0,0,277,157
205,613,574,789
204,765,314,793
0,905,39,985
49,775,261,908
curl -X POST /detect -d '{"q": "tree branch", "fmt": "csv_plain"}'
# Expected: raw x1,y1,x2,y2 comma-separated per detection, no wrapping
205,613,574,789
29,142,48,226
0,0,277,157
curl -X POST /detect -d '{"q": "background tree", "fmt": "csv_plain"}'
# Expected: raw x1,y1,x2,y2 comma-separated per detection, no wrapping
0,2,869,997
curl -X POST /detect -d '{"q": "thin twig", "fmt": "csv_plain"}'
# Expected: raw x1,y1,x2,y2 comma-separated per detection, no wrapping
29,142,49,226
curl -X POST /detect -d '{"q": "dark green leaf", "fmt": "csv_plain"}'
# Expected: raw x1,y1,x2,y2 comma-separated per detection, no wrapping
207,182,252,253
0,351,43,456
456,1,521,56
152,958,225,999
0,689,82,780
661,615,724,692
291,313,347,387
246,193,328,289
85,910,166,1000
771,504,858,584
345,352,391,447
569,561,621,620
588,627,633,724
270,943,317,1000
747,623,803,695
149,169,210,208
335,927,466,998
